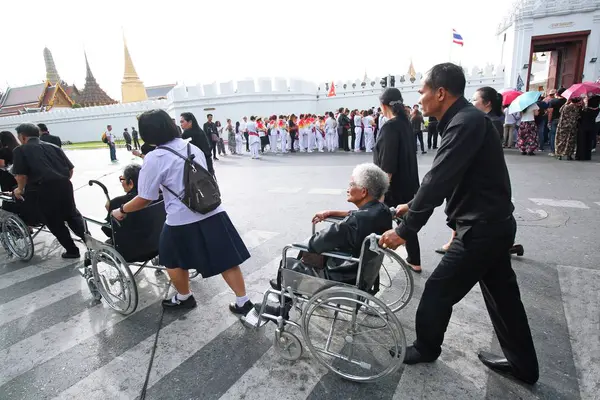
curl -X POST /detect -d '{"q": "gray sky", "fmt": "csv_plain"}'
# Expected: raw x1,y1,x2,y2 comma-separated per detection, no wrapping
0,0,513,100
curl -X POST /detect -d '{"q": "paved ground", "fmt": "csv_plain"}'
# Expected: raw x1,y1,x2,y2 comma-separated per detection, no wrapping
1,145,599,400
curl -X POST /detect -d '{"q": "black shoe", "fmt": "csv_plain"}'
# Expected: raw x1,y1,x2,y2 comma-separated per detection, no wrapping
421,151,427,154
213,157,219,161
390,345,438,364
269,279,280,290
478,351,538,384
229,300,254,316
62,252,80,259
510,244,524,256
521,151,527,155
162,295,197,309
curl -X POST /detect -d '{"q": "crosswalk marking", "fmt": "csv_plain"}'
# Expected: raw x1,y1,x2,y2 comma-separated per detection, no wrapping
557,265,600,400
528,198,590,209
241,230,279,249
0,261,76,291
595,202,600,207
0,292,157,387
53,257,282,400
268,187,302,194
0,276,84,327
308,188,344,195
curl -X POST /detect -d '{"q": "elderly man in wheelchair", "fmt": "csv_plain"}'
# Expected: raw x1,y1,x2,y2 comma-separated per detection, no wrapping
245,163,409,382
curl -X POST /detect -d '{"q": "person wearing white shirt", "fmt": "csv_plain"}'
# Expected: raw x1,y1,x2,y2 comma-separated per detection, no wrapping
314,115,326,152
517,103,539,155
106,124,118,162
353,112,363,152
246,116,260,159
379,113,388,130
278,115,288,153
362,110,375,152
268,117,278,153
111,109,253,314
240,117,249,152
325,112,338,152
235,121,244,155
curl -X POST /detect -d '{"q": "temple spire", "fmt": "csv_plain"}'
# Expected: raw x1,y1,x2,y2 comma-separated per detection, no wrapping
121,34,148,103
43,47,61,83
78,51,117,107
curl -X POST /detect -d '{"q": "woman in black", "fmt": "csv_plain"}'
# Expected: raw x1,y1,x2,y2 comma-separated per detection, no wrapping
373,88,422,273
288,114,298,152
576,95,600,161
179,112,215,176
0,131,18,193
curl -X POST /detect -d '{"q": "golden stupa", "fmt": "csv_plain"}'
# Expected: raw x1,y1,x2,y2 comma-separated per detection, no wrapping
121,34,148,103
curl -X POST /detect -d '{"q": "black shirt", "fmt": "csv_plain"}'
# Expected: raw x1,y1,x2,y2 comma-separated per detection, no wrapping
39,133,62,147
12,137,74,184
410,113,423,132
132,129,139,139
180,128,214,174
396,97,513,239
203,122,218,137
0,147,17,191
549,98,567,121
373,116,420,205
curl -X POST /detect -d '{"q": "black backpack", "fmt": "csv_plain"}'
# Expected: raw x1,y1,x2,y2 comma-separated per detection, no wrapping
158,144,221,214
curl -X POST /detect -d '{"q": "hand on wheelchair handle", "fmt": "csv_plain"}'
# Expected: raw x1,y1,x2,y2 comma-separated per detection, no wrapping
111,209,127,222
312,211,329,224
395,204,409,218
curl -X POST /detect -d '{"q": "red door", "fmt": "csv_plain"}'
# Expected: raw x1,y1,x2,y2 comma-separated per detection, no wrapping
547,51,559,90
559,42,582,88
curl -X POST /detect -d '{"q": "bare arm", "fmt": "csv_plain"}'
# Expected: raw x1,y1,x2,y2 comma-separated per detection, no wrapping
0,160,5,168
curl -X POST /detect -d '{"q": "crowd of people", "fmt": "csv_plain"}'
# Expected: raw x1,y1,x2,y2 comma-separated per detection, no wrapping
486,87,600,160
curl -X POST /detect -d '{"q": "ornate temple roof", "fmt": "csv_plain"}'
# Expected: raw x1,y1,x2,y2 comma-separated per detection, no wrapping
78,52,117,107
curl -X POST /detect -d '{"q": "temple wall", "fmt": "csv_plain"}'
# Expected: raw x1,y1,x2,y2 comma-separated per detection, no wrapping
0,67,504,143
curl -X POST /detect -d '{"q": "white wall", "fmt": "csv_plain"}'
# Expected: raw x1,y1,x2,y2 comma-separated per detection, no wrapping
0,68,505,142
500,6,600,89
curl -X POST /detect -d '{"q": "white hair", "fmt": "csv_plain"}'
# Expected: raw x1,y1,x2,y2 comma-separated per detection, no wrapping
351,163,389,199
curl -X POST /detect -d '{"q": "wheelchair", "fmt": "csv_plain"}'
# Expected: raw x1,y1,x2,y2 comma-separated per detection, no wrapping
0,191,46,261
79,180,198,315
244,232,412,383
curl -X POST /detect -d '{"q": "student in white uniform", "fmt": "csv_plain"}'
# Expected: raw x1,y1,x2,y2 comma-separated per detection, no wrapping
314,115,326,152
307,115,317,152
325,111,338,152
235,121,244,155
247,116,260,159
268,117,278,153
353,111,363,152
363,109,375,152
278,115,288,153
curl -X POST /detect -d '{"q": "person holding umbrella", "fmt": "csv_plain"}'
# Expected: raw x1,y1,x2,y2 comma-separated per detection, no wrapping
508,91,542,155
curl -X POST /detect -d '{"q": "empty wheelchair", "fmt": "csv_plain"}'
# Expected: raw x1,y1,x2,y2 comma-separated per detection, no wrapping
80,180,198,315
0,191,46,261
244,233,409,382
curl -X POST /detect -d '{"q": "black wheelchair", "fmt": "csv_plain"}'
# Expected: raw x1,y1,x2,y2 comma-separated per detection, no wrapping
80,180,198,315
243,216,415,382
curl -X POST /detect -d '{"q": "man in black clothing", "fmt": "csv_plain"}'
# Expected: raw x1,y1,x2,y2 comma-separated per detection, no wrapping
37,123,62,147
12,123,85,258
123,128,132,151
379,63,539,385
131,127,140,150
426,116,438,149
203,114,219,160
337,108,350,151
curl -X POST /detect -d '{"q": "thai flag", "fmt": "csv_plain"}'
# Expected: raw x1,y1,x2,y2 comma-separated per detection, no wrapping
453,29,464,46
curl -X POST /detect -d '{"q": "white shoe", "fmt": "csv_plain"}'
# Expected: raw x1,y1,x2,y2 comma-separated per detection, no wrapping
548,152,554,156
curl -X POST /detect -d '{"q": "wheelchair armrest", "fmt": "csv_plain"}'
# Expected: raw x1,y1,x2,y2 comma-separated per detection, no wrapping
286,243,359,264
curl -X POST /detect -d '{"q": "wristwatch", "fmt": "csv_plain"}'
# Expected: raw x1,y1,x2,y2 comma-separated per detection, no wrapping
119,205,127,214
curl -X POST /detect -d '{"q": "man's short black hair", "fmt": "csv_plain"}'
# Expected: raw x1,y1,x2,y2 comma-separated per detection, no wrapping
138,109,179,145
37,123,48,132
557,87,566,96
424,62,466,97
207,113,213,118
16,123,40,138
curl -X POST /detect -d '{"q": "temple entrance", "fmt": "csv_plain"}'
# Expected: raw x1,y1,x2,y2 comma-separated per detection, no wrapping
527,30,590,91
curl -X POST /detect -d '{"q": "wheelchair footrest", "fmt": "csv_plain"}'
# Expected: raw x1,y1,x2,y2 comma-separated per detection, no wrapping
241,308,269,328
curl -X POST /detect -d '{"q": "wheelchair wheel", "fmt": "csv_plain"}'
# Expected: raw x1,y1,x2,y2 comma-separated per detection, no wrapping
301,286,405,382
91,246,138,315
1,214,34,261
373,249,414,313
274,330,303,361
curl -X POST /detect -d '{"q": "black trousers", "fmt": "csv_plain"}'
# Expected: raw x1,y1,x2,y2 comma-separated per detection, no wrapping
415,130,425,152
244,133,250,151
338,128,349,151
32,180,85,254
289,131,297,151
125,142,132,151
414,217,539,383
427,127,438,149
133,137,140,150
211,141,217,158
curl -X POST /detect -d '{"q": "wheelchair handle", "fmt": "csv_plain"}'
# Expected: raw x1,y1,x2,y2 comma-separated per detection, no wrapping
88,180,110,202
